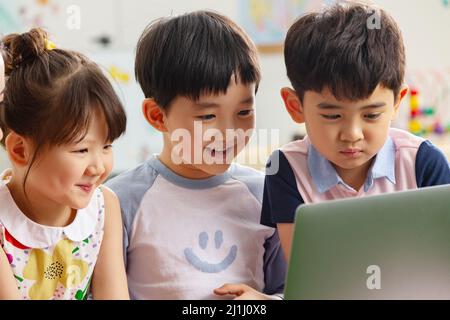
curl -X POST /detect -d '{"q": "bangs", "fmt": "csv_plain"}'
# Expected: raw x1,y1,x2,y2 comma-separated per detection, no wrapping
135,11,261,108
295,51,400,101
163,19,260,102
48,64,126,145
285,3,405,102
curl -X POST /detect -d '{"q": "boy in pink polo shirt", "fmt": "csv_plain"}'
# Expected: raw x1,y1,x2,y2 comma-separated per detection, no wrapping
261,2,450,260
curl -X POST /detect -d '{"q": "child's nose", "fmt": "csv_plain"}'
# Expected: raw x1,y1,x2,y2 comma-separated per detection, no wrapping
219,116,242,132
339,124,364,143
86,155,106,177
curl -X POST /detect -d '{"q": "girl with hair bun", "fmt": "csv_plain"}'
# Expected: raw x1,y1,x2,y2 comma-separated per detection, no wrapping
0,28,129,300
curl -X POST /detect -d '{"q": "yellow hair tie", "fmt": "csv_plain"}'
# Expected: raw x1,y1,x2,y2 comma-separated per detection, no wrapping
45,39,56,50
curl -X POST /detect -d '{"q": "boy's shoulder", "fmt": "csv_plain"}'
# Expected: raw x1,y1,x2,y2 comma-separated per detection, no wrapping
388,128,425,150
265,138,310,176
106,159,159,204
229,163,264,203
229,162,264,179
106,160,265,204
278,137,309,156
386,128,445,171
105,159,162,233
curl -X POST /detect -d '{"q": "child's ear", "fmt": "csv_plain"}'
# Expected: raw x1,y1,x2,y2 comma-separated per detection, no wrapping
392,85,409,119
142,98,168,132
280,87,305,124
5,132,32,167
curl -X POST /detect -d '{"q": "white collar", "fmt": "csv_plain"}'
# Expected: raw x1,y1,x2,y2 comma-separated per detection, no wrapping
0,170,101,249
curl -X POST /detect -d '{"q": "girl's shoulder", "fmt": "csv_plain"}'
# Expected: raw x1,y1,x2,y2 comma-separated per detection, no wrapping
96,185,122,241
98,185,120,210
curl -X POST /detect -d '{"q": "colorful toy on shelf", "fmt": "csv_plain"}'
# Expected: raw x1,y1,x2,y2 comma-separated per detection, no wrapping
434,122,445,135
408,89,422,135
409,119,421,134
408,88,449,136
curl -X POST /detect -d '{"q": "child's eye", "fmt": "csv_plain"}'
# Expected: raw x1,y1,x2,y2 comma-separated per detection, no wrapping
73,148,88,153
104,144,113,150
364,113,381,120
196,114,216,121
238,109,254,117
321,114,341,120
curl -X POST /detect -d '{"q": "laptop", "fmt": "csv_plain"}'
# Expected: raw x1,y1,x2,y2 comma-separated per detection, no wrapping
284,184,450,299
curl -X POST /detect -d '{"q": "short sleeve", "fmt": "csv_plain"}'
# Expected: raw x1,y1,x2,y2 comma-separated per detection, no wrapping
262,229,287,295
261,150,305,227
415,140,450,187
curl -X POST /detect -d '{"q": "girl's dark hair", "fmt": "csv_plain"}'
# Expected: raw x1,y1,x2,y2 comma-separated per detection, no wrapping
0,28,127,183
284,2,405,102
135,10,261,109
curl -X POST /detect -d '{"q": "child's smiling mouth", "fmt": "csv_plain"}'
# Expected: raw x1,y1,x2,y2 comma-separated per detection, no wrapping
76,184,94,193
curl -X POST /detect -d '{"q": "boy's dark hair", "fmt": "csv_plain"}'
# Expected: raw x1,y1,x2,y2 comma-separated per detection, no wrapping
0,28,127,187
285,2,405,102
135,10,261,109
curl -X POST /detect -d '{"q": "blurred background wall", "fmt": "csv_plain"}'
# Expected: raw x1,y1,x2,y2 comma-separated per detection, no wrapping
1,0,449,173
